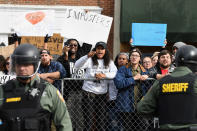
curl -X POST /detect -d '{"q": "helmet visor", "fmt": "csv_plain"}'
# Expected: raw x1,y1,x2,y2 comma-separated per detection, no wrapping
10,55,40,78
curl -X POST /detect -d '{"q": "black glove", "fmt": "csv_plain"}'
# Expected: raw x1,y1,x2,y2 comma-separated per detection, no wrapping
11,33,18,43
44,34,51,43
0,42,5,46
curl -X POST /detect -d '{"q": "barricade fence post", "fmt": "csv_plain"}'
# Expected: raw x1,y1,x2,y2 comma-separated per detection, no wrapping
61,79,64,95
60,78,157,131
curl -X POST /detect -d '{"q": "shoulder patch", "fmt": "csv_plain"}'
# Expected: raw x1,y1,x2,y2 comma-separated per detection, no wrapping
57,90,65,103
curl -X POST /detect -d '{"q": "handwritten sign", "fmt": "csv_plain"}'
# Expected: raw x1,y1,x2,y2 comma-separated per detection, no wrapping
61,8,113,46
0,44,15,58
12,10,54,36
21,33,63,55
132,23,167,46
0,75,16,85
0,12,12,34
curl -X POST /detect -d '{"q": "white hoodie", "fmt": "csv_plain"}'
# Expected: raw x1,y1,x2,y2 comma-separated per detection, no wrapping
74,55,117,94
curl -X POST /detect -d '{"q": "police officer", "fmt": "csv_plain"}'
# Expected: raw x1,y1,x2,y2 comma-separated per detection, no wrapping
0,44,72,131
137,45,197,131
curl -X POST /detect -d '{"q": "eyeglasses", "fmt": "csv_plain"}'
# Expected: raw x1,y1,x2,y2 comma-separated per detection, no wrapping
6,62,10,65
69,44,78,47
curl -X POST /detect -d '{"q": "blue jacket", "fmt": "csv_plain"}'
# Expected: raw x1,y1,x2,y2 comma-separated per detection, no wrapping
38,61,66,91
114,64,148,112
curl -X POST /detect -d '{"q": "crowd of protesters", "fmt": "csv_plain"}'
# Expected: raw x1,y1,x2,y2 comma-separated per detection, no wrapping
0,33,189,130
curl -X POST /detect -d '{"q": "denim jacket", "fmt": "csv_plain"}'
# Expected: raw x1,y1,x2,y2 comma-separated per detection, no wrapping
114,64,148,112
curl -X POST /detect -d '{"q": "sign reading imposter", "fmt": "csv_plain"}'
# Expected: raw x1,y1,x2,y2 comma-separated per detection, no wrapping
61,8,113,46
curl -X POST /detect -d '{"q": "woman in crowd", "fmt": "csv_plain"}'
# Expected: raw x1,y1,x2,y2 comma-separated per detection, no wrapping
0,56,10,75
108,52,129,130
3,57,10,75
142,56,156,78
151,51,160,67
0,55,5,74
57,39,92,130
142,56,153,70
109,52,130,101
74,41,117,130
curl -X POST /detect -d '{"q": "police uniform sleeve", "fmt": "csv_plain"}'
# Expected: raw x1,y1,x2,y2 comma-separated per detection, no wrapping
137,80,160,117
193,79,197,94
41,83,72,131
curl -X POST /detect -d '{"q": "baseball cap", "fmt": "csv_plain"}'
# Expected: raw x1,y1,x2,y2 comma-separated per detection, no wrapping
95,42,107,49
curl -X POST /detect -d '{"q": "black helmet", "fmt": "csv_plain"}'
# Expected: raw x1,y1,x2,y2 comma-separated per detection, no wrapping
175,45,197,72
10,43,40,77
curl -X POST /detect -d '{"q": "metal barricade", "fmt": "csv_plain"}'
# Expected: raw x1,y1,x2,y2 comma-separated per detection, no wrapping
60,78,156,131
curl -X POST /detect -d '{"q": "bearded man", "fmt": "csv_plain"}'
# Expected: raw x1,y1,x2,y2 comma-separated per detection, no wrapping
149,50,175,80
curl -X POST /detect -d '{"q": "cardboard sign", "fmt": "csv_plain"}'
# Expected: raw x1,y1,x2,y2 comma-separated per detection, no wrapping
132,23,167,46
0,44,15,58
21,33,63,55
0,75,16,85
61,8,113,47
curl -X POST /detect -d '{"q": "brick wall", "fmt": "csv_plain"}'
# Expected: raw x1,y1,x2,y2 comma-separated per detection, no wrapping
0,0,114,56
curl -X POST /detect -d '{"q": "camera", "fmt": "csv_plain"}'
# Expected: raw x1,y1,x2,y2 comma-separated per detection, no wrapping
64,42,70,47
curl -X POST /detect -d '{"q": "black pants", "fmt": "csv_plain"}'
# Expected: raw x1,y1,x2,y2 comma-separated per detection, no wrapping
82,91,107,131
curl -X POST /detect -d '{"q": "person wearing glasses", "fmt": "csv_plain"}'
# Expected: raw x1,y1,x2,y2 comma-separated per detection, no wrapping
143,56,153,70
114,48,149,131
57,39,92,78
142,56,158,79
57,39,92,130
56,38,92,99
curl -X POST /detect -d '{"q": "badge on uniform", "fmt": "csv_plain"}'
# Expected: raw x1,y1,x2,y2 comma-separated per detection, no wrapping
6,97,21,103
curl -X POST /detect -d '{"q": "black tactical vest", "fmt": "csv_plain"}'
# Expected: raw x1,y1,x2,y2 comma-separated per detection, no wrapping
158,73,197,125
0,79,51,131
